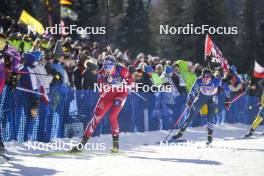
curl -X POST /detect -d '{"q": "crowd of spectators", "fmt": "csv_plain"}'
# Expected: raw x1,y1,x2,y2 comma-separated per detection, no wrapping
0,14,263,142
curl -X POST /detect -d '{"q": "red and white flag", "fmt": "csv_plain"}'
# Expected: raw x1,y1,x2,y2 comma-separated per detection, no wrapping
253,61,264,78
204,34,229,72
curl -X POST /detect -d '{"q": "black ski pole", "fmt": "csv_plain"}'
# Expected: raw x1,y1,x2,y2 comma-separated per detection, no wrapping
164,106,188,141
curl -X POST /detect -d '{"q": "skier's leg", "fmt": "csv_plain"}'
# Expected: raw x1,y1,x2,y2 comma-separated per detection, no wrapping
0,134,4,155
245,107,263,137
172,95,207,139
84,94,113,137
108,94,127,152
206,96,218,143
70,93,113,152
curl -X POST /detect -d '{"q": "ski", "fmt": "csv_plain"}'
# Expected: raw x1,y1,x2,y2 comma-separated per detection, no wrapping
37,151,84,157
224,135,262,141
142,139,188,146
37,150,126,157
166,138,188,143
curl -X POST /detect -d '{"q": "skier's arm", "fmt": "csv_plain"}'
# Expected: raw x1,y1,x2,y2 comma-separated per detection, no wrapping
187,79,200,104
119,66,135,86
95,70,105,93
221,80,231,100
96,69,105,84
220,80,232,110
122,68,135,85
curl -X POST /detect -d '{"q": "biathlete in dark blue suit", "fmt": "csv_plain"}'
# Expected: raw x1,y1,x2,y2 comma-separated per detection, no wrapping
171,68,231,144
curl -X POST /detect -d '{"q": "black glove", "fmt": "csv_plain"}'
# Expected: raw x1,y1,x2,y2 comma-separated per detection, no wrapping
4,56,12,68
9,72,18,90
224,100,231,111
186,100,193,107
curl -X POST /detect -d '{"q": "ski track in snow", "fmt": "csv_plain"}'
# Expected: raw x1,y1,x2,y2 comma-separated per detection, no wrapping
0,124,264,176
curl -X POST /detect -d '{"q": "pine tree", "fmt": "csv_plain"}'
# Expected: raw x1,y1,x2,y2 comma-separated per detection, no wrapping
116,0,153,56
239,0,257,73
192,0,234,64
151,0,192,59
254,0,264,66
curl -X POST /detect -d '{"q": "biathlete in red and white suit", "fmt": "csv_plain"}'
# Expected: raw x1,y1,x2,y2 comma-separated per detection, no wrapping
70,55,134,153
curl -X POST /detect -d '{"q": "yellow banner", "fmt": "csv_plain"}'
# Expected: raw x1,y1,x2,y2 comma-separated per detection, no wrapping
60,0,72,5
19,10,44,34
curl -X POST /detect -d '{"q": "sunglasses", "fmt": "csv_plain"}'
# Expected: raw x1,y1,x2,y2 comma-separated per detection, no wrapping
103,64,115,70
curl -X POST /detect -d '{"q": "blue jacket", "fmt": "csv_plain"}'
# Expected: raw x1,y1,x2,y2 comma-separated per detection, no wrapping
188,76,230,102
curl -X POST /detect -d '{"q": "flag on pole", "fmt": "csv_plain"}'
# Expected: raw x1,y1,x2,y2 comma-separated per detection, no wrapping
253,61,264,78
204,34,229,72
60,0,72,5
19,10,44,34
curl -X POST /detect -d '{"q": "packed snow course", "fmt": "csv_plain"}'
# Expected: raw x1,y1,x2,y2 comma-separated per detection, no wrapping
0,124,264,176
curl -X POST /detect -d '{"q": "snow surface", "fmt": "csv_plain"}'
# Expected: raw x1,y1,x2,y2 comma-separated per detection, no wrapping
1,124,264,176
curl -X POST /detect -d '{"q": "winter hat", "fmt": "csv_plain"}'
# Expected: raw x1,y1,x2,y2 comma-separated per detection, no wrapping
103,55,116,70
164,66,173,74
23,52,36,66
136,62,147,71
86,61,99,71
144,65,153,74
202,68,212,77
30,51,43,61
230,65,237,74
155,64,164,73
103,55,116,65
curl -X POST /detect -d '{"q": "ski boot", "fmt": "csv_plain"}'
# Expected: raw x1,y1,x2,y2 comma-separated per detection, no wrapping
111,135,119,153
171,131,183,140
171,122,189,141
206,134,213,145
69,136,89,153
244,128,254,138
206,129,213,145
0,141,5,155
171,124,187,141
246,115,263,138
